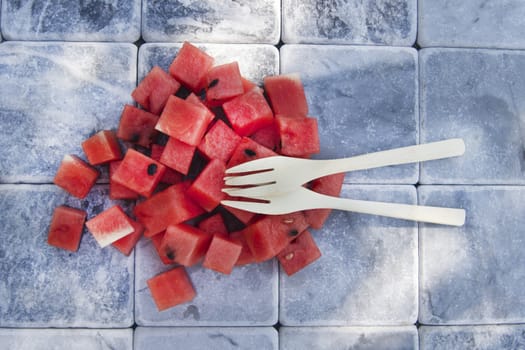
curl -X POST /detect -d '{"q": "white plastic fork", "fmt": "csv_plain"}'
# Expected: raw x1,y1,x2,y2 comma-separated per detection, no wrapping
221,186,466,226
223,138,465,198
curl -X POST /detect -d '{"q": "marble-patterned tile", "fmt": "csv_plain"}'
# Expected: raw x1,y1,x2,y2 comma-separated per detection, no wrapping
419,324,525,350
418,0,525,49
280,326,418,350
1,0,141,41
0,42,136,183
282,0,417,45
0,328,132,350
281,45,419,184
135,235,278,326
135,326,278,350
419,186,525,325
279,185,418,326
0,184,135,327
142,0,280,44
419,48,525,185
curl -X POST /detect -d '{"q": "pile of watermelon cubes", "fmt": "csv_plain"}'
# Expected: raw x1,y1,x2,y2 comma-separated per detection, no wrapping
48,42,344,312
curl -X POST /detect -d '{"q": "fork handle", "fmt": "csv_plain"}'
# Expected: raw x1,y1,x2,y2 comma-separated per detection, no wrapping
311,191,465,226
315,138,465,178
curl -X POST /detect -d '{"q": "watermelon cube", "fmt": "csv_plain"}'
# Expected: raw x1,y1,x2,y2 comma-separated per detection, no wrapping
226,136,277,168
197,213,228,235
109,161,139,200
111,149,166,198
221,205,256,225
197,119,242,163
186,158,226,212
155,95,214,146
243,212,309,262
132,66,181,115
222,88,274,136
147,267,196,311
53,154,99,199
134,182,204,237
85,205,135,248
112,219,145,256
264,73,308,118
249,121,280,152
150,144,184,185
160,137,196,175
81,130,122,165
202,234,242,274
205,61,244,103
117,105,159,147
305,173,345,229
169,42,214,92
150,231,174,265
47,205,87,252
277,230,321,276
159,224,212,266
230,230,256,266
241,76,259,93
185,92,207,108
276,115,320,157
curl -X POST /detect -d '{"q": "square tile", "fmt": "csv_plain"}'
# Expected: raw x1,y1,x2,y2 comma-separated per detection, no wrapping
282,0,417,45
142,0,280,44
281,45,419,184
279,185,418,326
419,48,525,185
0,328,132,350
135,326,278,349
1,0,141,41
419,186,525,325
0,185,134,327
0,42,136,183
418,0,525,49
419,325,525,349
280,326,418,350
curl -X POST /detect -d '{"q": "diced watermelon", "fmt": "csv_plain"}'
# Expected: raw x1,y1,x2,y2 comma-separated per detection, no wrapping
241,76,259,93
132,66,181,115
147,267,196,311
305,173,345,229
155,95,214,146
185,92,207,108
221,205,256,225
159,224,212,266
112,219,145,256
150,231,173,265
169,42,214,92
85,205,135,248
243,212,309,262
277,230,321,276
81,130,122,165
109,161,139,200
159,137,196,175
111,149,166,197
249,121,280,152
197,213,228,235
186,159,226,212
202,234,242,274
205,62,244,103
222,88,274,136
264,73,308,118
47,205,87,252
134,182,204,237
53,155,99,199
229,230,256,266
117,105,159,148
276,115,320,157
226,137,277,168
197,119,241,163
150,144,184,185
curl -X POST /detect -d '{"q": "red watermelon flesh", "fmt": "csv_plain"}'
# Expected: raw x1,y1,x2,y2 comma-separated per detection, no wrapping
150,231,173,265
117,105,159,148
205,61,244,104
147,267,196,311
132,66,181,115
186,158,226,212
81,130,122,165
159,137,196,175
47,205,87,252
197,213,228,235
226,136,277,168
305,173,345,229
169,42,214,92
202,234,242,274
112,219,145,256
150,144,184,185
276,115,320,157
264,73,308,118
159,224,212,267
109,161,139,200
197,119,242,163
85,205,135,248
277,230,321,276
53,155,99,199
249,121,280,152
230,230,256,266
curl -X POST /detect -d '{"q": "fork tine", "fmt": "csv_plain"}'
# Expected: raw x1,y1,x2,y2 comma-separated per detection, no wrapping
224,171,276,187
221,199,275,215
222,183,279,198
224,156,282,174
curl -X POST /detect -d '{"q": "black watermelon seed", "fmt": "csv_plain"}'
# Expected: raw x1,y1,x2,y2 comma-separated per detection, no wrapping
244,148,256,157
130,133,140,143
288,229,299,237
208,78,219,88
166,249,175,261
147,163,158,176
199,88,206,100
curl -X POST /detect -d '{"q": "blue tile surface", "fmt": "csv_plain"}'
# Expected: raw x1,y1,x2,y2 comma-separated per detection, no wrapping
281,45,419,184
1,0,141,41
0,42,136,183
419,48,525,185
142,0,280,44
418,0,525,49
0,185,134,327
